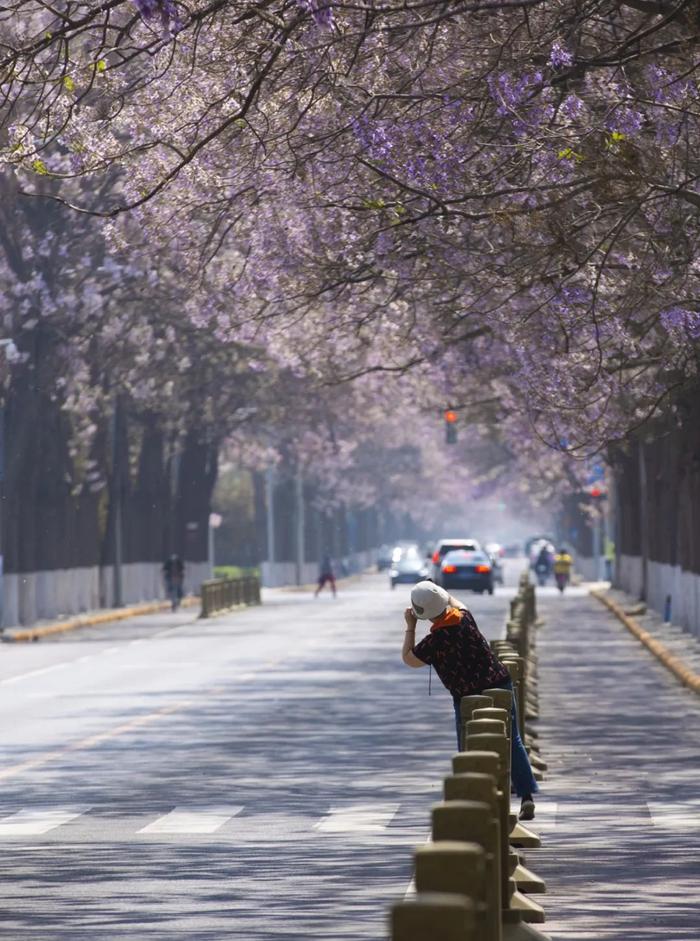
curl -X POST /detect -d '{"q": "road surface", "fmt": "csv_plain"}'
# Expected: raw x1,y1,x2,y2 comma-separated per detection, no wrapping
0,563,525,940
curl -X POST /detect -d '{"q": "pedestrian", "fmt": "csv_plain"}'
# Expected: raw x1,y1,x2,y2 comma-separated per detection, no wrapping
401,581,538,820
553,548,573,593
534,544,552,587
162,553,185,611
314,552,337,598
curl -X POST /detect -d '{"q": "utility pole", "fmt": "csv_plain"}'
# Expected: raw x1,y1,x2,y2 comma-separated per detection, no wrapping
208,513,222,579
0,398,4,629
0,339,16,629
638,440,649,603
265,465,276,578
111,397,124,608
592,508,602,582
294,466,305,586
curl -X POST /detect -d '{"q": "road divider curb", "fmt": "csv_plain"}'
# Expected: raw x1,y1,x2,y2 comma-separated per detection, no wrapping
390,573,549,940
1,596,200,643
591,589,700,694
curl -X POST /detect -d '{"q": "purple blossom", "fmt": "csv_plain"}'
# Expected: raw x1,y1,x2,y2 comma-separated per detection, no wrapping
296,0,334,28
606,108,644,138
132,0,178,30
660,307,700,337
561,94,584,121
548,42,574,69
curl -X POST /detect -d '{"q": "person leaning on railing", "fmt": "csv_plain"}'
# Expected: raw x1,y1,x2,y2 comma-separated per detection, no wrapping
401,581,538,821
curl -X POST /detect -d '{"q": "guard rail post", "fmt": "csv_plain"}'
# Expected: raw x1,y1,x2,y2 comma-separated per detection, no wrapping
199,575,262,619
432,800,503,941
391,892,477,941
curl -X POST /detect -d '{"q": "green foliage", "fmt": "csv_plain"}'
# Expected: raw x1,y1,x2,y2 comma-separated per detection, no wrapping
214,565,260,580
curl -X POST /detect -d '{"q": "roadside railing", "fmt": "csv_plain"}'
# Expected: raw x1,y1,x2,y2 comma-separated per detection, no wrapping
390,573,547,939
199,576,261,618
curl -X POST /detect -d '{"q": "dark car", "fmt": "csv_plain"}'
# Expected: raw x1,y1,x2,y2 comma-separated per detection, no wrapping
430,538,481,582
439,549,494,594
389,547,429,588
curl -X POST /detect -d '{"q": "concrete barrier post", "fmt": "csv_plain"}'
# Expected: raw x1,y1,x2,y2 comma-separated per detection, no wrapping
432,800,502,941
459,694,493,750
391,892,476,941
414,842,485,937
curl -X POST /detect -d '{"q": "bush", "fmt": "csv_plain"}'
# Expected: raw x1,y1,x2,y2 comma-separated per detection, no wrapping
213,565,260,581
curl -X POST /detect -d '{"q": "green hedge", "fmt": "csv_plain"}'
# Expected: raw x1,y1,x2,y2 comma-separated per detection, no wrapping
213,565,260,581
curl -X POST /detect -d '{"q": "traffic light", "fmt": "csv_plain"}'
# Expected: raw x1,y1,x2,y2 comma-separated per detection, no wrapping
444,408,458,445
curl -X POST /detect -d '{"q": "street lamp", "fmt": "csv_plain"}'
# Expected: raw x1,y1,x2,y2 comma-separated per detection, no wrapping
208,512,222,579
0,339,19,629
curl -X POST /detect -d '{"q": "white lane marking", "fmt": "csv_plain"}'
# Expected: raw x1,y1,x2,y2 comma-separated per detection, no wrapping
314,803,400,833
0,663,68,686
101,647,121,655
138,806,244,835
0,808,87,836
647,801,700,828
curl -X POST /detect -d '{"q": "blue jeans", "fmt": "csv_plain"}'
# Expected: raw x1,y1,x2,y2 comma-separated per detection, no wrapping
454,679,538,798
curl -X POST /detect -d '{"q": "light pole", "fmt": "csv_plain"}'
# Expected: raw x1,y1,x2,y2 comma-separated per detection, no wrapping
208,512,222,579
0,339,18,629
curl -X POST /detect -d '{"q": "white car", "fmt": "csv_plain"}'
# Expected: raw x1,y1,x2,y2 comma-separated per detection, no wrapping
430,538,481,584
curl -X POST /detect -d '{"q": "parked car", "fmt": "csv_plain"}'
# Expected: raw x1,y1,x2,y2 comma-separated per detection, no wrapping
430,538,481,581
439,548,494,594
389,546,429,589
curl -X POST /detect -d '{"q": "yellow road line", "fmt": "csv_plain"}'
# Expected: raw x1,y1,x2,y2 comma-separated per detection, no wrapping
591,590,700,694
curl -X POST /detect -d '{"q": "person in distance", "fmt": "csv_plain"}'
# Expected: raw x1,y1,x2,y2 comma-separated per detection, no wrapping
401,580,538,820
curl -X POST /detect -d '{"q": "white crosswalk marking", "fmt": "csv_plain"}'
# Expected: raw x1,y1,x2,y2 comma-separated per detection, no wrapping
0,808,86,836
314,803,399,834
138,806,244,834
647,800,700,828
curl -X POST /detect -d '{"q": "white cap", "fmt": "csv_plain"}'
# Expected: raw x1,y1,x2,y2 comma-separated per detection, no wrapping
411,581,449,620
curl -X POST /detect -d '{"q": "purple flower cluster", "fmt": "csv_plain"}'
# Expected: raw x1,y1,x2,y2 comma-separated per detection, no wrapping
606,107,644,138
296,0,334,28
660,308,700,338
487,71,543,116
132,0,178,29
548,42,573,70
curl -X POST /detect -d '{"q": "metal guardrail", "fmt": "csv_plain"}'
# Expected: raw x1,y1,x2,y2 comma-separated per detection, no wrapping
199,576,261,618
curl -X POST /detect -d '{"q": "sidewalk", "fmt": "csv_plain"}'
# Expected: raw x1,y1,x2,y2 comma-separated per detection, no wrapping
532,589,700,941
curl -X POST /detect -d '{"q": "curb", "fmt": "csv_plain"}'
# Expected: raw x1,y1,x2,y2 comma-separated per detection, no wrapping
1,596,200,643
591,589,700,694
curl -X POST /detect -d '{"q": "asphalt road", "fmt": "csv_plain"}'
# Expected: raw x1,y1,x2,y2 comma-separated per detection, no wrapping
0,563,523,940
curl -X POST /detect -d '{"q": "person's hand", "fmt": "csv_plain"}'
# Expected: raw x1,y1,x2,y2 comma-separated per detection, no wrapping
404,607,417,630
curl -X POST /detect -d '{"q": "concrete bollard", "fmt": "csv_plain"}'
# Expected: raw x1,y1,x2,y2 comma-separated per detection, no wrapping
414,842,486,936
391,892,476,941
467,731,541,850
466,717,507,739
462,736,544,926
452,750,500,780
459,694,494,750
455,741,545,896
432,801,502,941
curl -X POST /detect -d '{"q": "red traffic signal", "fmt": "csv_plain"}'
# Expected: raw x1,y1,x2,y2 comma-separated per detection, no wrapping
444,409,458,423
